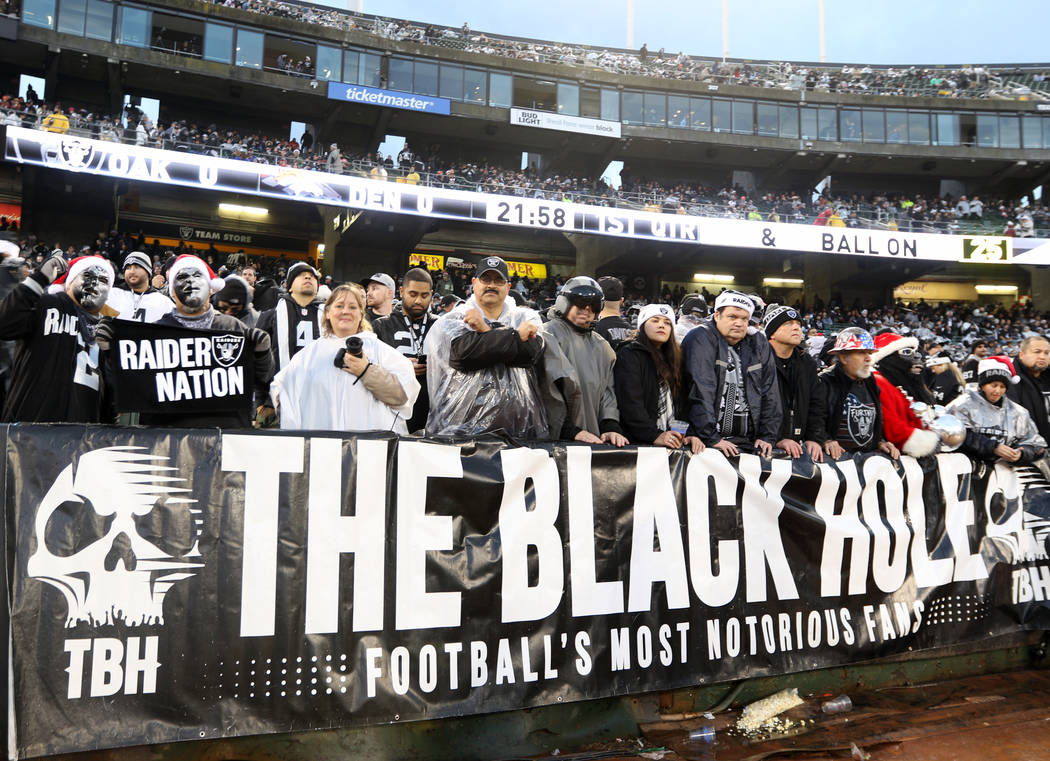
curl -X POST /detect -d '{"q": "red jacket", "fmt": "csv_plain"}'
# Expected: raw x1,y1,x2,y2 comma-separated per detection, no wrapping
874,372,940,457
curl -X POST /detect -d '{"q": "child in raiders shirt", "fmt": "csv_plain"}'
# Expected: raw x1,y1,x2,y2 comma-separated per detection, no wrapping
0,255,115,423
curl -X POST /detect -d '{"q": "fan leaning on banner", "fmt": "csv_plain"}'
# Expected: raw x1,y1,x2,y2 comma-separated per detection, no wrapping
423,256,548,439
0,254,116,423
540,276,628,446
680,290,782,458
764,304,827,461
818,328,899,460
271,284,419,433
947,356,1047,466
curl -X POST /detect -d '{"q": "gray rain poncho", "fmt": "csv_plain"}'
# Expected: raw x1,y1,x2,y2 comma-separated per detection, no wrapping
423,295,549,439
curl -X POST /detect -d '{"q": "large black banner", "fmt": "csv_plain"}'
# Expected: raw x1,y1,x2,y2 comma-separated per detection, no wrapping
5,426,1050,758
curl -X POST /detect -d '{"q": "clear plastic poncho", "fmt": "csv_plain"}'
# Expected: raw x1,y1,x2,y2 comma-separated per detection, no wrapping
423,295,549,439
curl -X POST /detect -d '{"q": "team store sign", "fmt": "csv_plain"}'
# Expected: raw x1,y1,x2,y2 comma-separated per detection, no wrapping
5,426,1050,758
2,126,1011,262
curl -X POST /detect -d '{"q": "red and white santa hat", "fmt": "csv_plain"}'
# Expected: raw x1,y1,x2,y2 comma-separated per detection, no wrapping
870,331,919,364
48,255,115,294
977,356,1019,386
166,254,224,297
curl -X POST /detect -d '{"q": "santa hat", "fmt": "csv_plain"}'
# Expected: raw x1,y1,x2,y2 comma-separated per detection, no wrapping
48,255,115,294
977,356,1019,386
167,254,224,297
871,331,919,364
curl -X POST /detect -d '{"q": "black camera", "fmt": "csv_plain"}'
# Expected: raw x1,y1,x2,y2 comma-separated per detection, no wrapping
333,336,364,368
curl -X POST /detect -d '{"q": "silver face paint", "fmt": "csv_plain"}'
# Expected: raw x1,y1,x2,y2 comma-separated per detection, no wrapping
71,266,111,312
173,268,210,310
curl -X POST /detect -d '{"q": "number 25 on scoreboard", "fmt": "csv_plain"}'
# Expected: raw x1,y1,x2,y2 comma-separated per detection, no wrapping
962,237,1010,262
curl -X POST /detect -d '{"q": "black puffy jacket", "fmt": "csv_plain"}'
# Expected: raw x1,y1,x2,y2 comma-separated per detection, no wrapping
613,339,675,444
681,321,782,445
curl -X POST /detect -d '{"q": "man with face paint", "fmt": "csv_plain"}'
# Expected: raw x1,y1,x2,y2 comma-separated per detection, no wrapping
138,255,275,428
0,254,115,422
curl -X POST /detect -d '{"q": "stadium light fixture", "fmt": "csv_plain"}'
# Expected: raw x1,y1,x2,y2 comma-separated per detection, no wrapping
763,278,804,286
694,273,734,282
974,284,1018,294
218,203,268,216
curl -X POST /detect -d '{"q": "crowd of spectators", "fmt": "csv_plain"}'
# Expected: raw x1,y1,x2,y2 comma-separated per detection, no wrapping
4,232,1050,481
4,92,1045,239
203,0,1048,100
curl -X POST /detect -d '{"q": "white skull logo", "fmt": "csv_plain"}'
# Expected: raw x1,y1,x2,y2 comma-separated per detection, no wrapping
27,446,204,627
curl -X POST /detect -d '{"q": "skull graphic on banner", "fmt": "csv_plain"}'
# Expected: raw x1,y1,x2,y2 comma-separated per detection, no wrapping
27,446,204,627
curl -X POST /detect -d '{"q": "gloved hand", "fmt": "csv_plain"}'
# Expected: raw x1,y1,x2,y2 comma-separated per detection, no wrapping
37,255,68,285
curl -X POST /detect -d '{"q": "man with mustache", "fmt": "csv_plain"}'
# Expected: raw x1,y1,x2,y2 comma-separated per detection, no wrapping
0,254,115,422
423,256,547,438
818,327,899,460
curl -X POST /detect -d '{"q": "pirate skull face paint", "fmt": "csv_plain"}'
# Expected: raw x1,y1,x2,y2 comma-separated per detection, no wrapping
70,266,112,313
173,267,210,311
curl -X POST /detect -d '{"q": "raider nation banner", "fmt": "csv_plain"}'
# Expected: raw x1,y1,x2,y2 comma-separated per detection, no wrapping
5,425,1050,758
109,321,252,413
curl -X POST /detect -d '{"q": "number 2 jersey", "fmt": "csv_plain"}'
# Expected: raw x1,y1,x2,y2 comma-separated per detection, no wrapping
0,277,110,423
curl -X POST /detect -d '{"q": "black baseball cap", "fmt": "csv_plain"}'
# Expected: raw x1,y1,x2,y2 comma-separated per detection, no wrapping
474,256,510,281
598,276,623,302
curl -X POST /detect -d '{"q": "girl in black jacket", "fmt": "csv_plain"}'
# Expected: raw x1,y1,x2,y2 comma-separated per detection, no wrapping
614,304,704,453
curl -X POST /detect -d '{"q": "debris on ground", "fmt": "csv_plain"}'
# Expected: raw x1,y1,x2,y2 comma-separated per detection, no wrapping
735,687,804,733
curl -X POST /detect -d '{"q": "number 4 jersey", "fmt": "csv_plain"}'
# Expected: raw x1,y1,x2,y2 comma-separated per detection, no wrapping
0,278,109,423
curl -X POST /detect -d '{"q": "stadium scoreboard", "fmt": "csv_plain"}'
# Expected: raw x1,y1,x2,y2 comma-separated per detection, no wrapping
3,126,1013,264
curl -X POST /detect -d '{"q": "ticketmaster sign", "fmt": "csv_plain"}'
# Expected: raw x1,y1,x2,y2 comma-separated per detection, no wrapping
327,83,451,115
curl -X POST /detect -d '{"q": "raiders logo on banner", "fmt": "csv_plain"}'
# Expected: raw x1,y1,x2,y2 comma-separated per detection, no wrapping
212,335,245,367
110,321,252,413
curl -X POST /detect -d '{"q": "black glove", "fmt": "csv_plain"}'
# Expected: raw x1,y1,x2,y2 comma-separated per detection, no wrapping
36,255,68,285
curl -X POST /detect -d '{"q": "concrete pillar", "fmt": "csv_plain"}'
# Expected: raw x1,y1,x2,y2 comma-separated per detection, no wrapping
567,233,633,279
1021,265,1050,311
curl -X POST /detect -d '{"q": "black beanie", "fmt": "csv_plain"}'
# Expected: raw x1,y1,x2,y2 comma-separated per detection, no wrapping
763,304,801,338
217,275,251,306
285,261,319,289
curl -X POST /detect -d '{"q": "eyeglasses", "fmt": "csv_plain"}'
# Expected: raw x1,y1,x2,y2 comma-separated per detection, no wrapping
898,347,918,358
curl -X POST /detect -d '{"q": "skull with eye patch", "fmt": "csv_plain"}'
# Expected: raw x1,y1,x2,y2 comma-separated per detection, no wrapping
27,446,204,627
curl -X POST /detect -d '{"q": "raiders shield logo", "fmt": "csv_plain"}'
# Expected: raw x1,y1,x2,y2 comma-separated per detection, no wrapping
47,138,95,171
179,226,195,240
486,257,500,268
212,334,245,367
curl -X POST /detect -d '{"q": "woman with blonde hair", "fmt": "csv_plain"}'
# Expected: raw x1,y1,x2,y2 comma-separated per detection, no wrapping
272,284,419,432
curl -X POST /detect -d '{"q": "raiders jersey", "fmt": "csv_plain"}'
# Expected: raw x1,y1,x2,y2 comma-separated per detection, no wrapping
372,308,433,433
0,279,108,423
257,296,324,372
105,285,174,323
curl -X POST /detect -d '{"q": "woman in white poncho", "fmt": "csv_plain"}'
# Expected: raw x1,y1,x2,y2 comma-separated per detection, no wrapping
272,284,419,433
